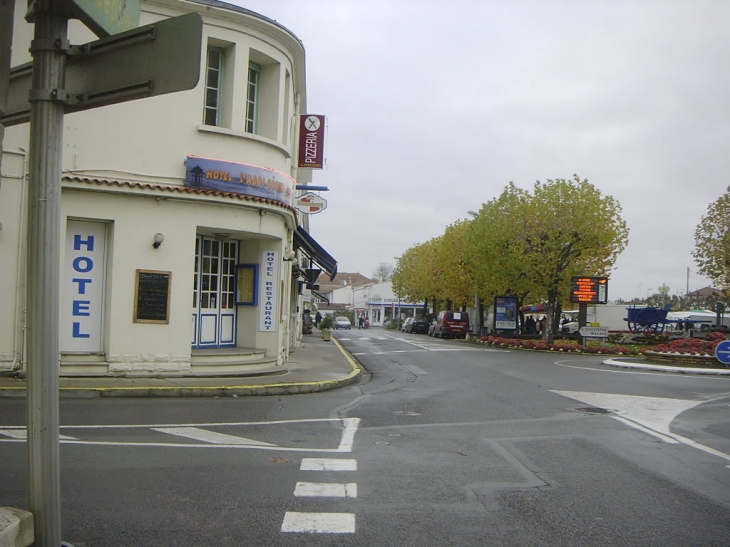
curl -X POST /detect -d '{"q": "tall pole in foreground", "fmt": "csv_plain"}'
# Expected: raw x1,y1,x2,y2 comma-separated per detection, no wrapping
26,2,68,544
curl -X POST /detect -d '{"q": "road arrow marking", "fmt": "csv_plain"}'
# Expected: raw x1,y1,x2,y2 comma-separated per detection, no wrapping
151,426,276,446
552,390,730,461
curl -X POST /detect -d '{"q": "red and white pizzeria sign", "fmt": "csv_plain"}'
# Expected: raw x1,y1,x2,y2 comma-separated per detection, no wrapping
295,192,327,214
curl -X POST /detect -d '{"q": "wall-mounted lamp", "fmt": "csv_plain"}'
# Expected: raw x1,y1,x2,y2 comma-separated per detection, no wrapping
153,233,165,249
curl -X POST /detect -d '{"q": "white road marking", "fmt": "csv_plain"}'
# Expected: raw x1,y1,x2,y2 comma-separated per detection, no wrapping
0,417,361,453
337,337,389,341
552,390,730,461
151,427,276,446
281,512,355,534
337,418,359,451
0,429,77,441
554,359,730,378
294,482,357,498
301,458,357,471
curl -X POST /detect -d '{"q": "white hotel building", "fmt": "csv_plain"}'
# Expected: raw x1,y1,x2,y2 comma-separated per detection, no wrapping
0,0,337,375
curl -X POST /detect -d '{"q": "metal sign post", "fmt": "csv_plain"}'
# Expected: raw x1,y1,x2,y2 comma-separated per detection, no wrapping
25,5,68,545
9,3,202,544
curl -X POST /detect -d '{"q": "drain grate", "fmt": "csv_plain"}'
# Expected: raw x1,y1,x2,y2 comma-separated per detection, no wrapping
575,406,616,415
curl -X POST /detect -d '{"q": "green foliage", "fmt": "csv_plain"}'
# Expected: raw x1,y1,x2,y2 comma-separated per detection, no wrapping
319,314,334,330
693,186,730,292
392,238,444,303
394,175,629,344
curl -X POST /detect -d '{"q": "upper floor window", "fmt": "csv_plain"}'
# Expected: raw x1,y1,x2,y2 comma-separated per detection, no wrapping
204,47,224,126
246,62,261,133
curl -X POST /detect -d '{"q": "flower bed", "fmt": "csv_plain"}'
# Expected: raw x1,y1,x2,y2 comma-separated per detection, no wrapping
644,331,726,356
477,335,639,355
477,331,728,358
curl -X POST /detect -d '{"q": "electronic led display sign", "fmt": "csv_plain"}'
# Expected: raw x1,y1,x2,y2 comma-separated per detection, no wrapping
570,276,608,304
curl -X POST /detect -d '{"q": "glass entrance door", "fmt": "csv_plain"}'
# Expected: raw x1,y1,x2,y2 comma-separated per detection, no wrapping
192,236,238,348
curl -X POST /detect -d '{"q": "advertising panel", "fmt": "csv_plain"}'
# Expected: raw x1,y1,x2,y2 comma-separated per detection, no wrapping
494,296,518,331
185,156,294,206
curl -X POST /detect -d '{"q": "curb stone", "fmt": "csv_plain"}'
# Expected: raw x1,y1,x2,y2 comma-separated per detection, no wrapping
0,507,33,547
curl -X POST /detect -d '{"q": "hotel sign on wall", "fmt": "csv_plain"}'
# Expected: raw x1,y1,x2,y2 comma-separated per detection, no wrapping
298,114,325,169
295,192,327,214
62,220,107,352
185,156,294,206
259,250,280,332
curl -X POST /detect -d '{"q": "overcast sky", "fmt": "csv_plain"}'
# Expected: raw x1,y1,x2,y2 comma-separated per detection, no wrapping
238,0,729,302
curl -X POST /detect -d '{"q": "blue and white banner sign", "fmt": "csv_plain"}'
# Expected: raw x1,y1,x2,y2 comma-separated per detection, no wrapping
185,156,294,206
62,220,106,352
258,250,280,332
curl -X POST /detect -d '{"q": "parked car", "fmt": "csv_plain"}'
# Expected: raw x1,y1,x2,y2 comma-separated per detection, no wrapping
408,318,430,334
401,317,414,332
334,316,352,330
432,311,470,339
428,320,437,336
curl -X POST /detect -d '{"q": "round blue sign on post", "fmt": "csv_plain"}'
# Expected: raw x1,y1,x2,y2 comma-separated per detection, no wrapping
714,340,730,365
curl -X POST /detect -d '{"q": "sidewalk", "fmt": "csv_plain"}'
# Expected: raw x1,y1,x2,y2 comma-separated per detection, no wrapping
0,335,363,399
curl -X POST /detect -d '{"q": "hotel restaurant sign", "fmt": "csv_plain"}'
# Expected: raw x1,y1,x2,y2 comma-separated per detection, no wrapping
185,156,294,205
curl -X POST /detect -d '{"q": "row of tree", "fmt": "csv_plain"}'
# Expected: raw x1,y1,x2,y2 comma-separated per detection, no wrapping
391,175,629,343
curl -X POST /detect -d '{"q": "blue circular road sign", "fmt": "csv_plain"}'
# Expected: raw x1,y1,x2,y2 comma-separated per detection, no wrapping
714,340,730,365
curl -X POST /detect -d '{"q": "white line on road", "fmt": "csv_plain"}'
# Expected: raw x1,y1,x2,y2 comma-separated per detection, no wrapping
294,482,357,498
151,427,276,446
552,390,730,462
281,512,356,534
0,418,361,453
301,458,358,471
0,429,78,441
337,417,360,452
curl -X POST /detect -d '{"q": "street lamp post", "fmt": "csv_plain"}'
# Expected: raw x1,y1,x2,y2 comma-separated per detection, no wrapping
467,211,479,334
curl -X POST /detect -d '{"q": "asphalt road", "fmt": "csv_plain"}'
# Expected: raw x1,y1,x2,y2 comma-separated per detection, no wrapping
1,329,729,546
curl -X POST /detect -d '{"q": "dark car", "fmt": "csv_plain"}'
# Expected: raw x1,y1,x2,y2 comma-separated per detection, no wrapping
432,311,470,339
407,318,430,334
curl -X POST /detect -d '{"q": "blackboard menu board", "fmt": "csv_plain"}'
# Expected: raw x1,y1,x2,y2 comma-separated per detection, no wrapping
134,269,171,324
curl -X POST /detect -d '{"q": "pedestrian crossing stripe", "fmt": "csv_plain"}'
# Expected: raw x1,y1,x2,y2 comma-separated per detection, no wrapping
301,458,357,471
281,512,355,533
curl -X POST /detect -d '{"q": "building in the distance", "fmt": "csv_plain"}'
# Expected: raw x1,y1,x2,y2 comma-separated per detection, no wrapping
0,0,336,376
315,278,425,327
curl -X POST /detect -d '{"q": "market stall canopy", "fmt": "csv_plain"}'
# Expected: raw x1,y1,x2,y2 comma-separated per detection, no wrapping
294,226,338,281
